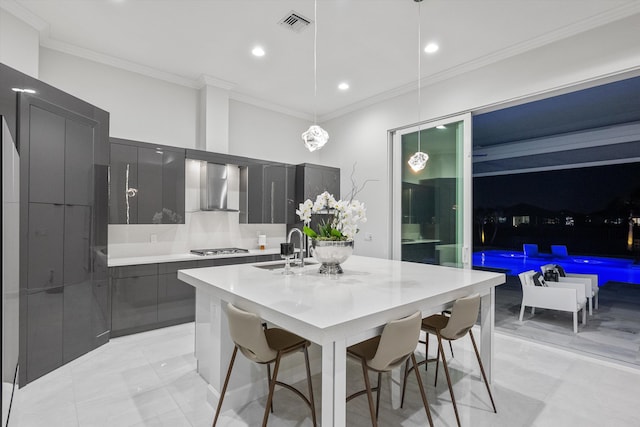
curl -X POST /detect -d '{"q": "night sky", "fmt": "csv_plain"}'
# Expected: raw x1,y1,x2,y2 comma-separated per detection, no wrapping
474,162,640,214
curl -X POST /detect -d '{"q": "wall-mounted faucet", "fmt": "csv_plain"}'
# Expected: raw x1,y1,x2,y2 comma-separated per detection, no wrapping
287,228,305,268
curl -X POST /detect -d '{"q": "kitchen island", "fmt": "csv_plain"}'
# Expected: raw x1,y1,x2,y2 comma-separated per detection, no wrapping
178,255,504,427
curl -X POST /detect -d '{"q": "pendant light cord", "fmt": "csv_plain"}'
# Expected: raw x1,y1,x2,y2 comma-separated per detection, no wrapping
417,1,422,152
314,0,318,125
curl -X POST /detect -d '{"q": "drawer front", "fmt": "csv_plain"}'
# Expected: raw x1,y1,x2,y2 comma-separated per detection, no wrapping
197,256,257,268
110,264,158,279
158,261,200,275
255,254,281,263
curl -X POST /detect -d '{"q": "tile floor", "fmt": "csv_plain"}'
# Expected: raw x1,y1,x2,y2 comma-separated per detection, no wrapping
7,321,640,427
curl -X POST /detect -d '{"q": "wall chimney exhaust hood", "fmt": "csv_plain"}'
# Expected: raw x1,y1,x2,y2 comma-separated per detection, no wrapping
200,162,238,211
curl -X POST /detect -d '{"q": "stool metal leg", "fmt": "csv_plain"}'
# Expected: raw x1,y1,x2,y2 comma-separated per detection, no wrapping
469,330,497,413
212,347,238,427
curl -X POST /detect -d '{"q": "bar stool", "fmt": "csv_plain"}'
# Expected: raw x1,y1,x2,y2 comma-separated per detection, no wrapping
402,293,496,427
212,303,317,427
346,311,434,427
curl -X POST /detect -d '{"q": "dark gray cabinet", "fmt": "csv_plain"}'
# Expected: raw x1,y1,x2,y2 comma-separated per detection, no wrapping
296,163,341,202
64,205,92,286
63,282,94,363
18,90,110,386
109,143,138,224
109,255,279,337
65,120,95,206
111,264,159,334
28,106,65,204
240,164,296,224
137,147,163,223
26,289,63,384
92,279,111,346
158,261,197,324
294,164,341,235
110,262,196,337
27,203,64,290
109,138,185,224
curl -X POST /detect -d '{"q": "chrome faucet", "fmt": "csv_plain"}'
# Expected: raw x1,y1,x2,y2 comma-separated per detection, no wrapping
287,228,305,267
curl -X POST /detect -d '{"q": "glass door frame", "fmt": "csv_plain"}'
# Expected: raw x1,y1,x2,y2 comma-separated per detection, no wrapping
390,112,473,268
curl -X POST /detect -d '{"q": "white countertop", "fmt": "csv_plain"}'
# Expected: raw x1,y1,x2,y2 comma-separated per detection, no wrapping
108,248,282,267
178,255,505,339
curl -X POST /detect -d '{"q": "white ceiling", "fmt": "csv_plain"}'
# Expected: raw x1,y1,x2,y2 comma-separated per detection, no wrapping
6,0,640,120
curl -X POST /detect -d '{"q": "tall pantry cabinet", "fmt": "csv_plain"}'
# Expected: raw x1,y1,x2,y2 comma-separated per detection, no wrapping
18,91,110,385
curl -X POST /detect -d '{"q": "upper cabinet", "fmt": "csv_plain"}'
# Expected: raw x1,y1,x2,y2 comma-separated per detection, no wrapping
109,138,185,224
296,163,341,202
240,163,296,224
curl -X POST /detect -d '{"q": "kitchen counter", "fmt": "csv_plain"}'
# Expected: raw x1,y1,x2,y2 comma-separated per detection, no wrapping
107,248,282,267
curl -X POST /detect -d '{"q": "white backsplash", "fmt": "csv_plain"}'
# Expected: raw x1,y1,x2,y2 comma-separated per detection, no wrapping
108,158,288,259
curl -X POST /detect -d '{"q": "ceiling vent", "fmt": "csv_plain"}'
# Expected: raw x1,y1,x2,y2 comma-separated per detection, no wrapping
278,11,312,33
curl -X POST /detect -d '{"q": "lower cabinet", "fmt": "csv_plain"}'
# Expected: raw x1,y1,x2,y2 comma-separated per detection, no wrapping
26,288,64,384
158,261,198,323
110,264,161,337
63,281,95,363
110,255,280,337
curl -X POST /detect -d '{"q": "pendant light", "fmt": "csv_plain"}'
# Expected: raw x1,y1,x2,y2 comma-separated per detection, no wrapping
302,0,329,152
408,0,428,172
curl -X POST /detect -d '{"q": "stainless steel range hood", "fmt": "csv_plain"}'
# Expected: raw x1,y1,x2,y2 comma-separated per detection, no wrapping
200,162,238,211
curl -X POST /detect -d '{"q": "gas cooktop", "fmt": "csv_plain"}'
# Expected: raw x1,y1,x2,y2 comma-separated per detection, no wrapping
190,248,249,256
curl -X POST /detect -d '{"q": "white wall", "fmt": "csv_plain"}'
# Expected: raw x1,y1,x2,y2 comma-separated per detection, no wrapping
0,8,39,77
39,48,199,147
320,14,640,260
229,99,320,164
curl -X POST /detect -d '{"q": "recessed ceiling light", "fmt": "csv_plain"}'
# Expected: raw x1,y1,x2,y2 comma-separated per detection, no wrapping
338,82,349,91
424,42,439,54
252,46,265,57
436,125,446,129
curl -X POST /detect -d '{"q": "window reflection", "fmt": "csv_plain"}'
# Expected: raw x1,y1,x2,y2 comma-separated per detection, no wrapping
401,122,463,267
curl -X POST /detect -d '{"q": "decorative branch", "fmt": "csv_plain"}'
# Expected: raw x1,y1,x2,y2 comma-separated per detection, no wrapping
346,162,379,202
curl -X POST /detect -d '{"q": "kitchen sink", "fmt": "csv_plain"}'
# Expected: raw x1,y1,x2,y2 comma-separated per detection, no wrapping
253,260,317,270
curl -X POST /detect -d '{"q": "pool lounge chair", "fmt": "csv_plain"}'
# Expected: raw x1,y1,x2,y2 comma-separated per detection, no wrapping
541,264,599,316
518,270,587,333
551,245,569,258
523,244,539,257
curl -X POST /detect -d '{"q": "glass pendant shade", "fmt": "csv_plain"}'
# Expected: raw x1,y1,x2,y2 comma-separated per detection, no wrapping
302,125,329,152
408,151,429,172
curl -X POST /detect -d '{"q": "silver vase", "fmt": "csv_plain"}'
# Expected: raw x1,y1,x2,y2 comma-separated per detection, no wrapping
310,239,354,274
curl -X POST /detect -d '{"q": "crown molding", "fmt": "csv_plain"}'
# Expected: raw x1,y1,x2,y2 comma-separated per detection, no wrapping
229,92,314,121
198,74,236,91
40,38,201,88
0,0,49,34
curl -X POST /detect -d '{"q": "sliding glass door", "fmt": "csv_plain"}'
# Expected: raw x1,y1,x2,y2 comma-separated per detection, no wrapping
391,113,472,268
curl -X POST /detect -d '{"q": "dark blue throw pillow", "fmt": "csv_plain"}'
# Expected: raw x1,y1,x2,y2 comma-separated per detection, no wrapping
554,264,566,277
532,272,547,287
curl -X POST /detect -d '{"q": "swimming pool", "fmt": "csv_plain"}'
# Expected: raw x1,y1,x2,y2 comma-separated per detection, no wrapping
472,250,640,285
